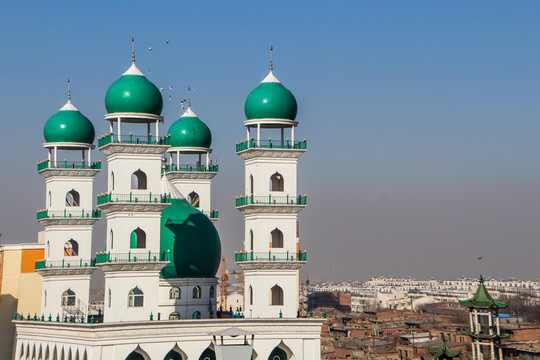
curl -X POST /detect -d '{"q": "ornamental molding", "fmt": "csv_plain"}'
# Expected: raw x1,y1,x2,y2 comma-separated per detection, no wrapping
97,203,170,213
37,218,100,227
236,261,305,271
97,261,168,272
237,148,306,160
99,143,169,156
236,204,305,215
38,169,100,179
166,172,217,180
36,267,97,277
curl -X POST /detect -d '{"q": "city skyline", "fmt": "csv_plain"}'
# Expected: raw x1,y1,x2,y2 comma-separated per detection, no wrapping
1,1,540,282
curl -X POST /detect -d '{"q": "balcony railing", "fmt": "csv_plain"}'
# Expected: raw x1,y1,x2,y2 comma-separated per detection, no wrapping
37,160,102,171
235,251,307,262
95,251,170,264
235,195,307,207
164,164,219,173
35,259,96,270
36,209,101,220
97,193,171,205
97,133,170,147
236,139,307,152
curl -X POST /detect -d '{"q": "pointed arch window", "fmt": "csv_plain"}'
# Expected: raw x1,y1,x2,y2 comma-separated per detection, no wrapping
188,191,200,208
130,228,146,249
169,287,181,299
131,169,147,190
198,347,216,360
46,241,50,257
271,285,283,306
270,172,284,192
268,347,288,360
209,286,215,298
48,190,52,207
192,286,201,299
128,287,144,307
249,286,253,305
271,229,283,248
65,189,80,206
249,174,254,195
192,310,201,319
64,239,79,256
62,289,76,306
250,230,254,251
108,288,112,308
111,172,115,191
110,229,114,250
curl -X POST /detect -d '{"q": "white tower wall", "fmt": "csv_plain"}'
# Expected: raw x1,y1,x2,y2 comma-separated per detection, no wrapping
45,176,95,210
245,159,298,197
106,153,163,194
44,226,93,261
105,213,162,253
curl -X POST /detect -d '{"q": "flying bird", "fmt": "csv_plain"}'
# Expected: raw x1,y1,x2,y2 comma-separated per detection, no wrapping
169,85,173,90
159,87,164,93
148,47,152,51
166,39,169,44
477,256,483,260
168,95,172,100
147,69,151,74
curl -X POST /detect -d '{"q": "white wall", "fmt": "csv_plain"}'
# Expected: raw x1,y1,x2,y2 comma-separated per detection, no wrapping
106,213,162,253
44,226,93,261
42,274,92,320
245,158,298,197
107,153,163,194
45,176,95,211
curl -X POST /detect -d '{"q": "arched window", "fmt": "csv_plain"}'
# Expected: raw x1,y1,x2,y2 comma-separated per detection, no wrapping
164,349,183,360
62,289,76,306
130,228,146,249
270,172,284,192
209,286,215,298
110,230,114,250
199,347,216,360
131,169,147,190
128,287,144,307
271,229,283,248
46,241,50,257
111,172,115,191
249,286,253,305
65,189,80,206
108,288,112,308
188,191,200,208
192,286,201,299
249,175,254,195
169,312,180,320
271,285,283,306
249,230,254,251
268,347,288,360
64,239,79,256
169,287,181,299
44,290,47,307
48,191,52,207
192,311,201,319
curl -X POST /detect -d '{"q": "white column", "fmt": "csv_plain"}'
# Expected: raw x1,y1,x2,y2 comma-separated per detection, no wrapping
48,149,52,161
490,342,495,360
469,312,474,332
206,152,209,167
176,151,180,167
147,123,151,136
498,347,503,360
109,121,113,133
155,120,159,137
291,126,295,142
54,146,58,166
471,339,476,360
117,117,122,141
246,127,250,141
496,312,501,336
488,311,494,335
257,123,261,146
82,150,85,162
88,149,91,163
474,309,479,333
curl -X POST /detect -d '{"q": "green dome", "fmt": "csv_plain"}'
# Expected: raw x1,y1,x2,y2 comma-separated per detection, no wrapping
43,102,95,144
244,71,297,121
160,198,221,278
168,107,212,148
105,64,163,115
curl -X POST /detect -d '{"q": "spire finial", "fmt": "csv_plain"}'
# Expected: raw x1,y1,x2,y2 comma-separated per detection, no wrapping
67,78,71,102
188,86,196,108
269,45,273,71
131,36,135,63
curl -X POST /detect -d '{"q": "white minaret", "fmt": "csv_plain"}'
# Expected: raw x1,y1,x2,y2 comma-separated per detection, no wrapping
165,91,219,222
97,51,170,323
37,81,100,321
235,55,308,318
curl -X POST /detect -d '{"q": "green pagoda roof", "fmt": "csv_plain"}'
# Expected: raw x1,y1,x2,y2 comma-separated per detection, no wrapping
459,275,508,309
427,334,462,359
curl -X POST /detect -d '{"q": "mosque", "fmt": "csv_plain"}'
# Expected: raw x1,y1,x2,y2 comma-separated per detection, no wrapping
10,48,323,359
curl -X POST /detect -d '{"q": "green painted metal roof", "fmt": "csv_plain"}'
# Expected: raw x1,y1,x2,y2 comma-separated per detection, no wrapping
105,65,163,115
160,198,221,278
168,108,212,148
244,71,297,121
459,275,508,309
428,335,462,359
43,103,95,144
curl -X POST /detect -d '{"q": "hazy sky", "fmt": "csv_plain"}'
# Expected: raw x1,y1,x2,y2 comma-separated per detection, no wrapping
1,1,539,282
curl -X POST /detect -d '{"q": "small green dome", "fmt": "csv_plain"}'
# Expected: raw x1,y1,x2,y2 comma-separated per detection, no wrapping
244,71,297,121
168,107,212,148
43,102,95,144
105,63,163,115
160,198,221,278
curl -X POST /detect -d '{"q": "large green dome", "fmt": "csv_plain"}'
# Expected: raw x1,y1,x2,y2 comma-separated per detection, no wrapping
244,71,297,121
105,63,163,115
43,101,95,144
168,107,212,148
160,198,221,278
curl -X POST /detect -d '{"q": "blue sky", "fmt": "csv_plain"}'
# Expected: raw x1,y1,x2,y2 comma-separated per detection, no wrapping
1,1,539,282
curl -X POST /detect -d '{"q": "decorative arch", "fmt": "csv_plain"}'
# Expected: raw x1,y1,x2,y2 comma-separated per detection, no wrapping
188,191,200,208
169,312,180,320
128,287,144,307
65,189,80,206
192,286,202,299
169,287,181,299
198,347,216,360
249,285,253,305
269,341,294,360
249,174,254,195
64,239,79,256
163,346,184,360
249,230,254,251
110,229,114,250
111,171,115,191
271,229,283,248
131,169,147,190
270,172,284,192
270,285,283,306
130,228,146,249
125,346,150,360
62,289,76,306
192,311,201,319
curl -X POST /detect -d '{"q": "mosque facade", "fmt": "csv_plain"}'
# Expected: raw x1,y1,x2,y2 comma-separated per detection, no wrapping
12,53,322,360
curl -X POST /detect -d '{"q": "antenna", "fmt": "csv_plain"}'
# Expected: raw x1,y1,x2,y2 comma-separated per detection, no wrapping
270,45,273,71
131,36,135,63
67,78,71,102
187,86,196,107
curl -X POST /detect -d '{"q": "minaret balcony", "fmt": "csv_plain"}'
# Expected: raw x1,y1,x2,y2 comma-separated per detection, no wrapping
164,163,219,180
35,258,97,276
97,133,171,156
37,160,101,178
36,209,101,226
165,163,218,172
235,251,307,270
236,139,307,152
96,192,171,213
201,210,219,222
235,195,306,215
95,251,170,272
